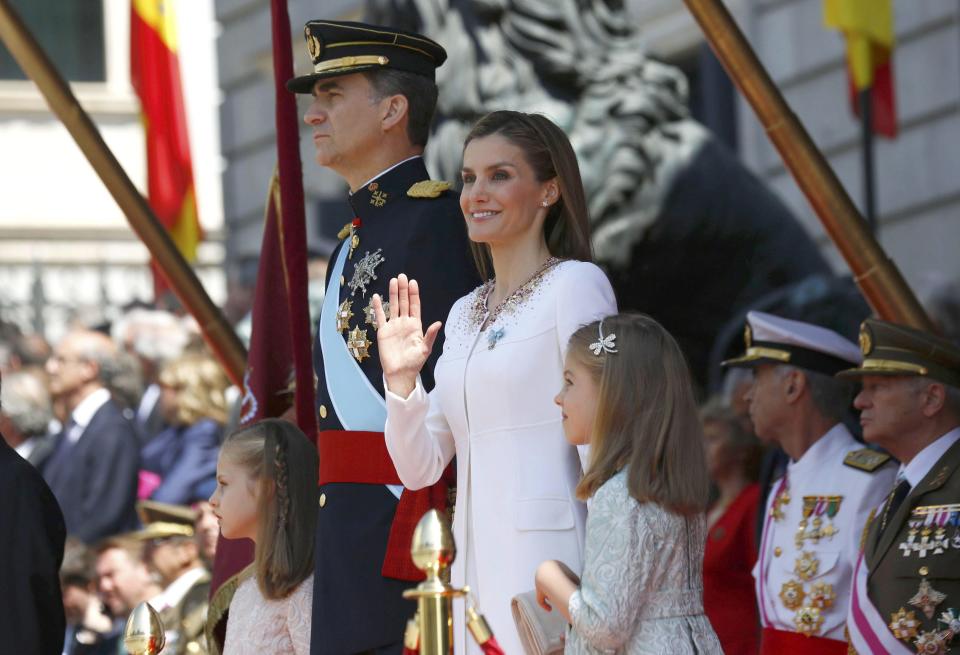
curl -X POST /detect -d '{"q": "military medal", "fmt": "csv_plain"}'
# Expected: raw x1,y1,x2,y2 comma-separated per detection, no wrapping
913,630,950,654
821,496,842,540
793,606,824,636
890,607,921,641
809,581,836,609
770,479,790,521
779,580,805,610
901,515,923,558
363,297,389,329
347,326,372,362
348,249,385,297
796,497,816,547
909,579,947,620
937,608,960,637
794,551,819,581
336,299,354,333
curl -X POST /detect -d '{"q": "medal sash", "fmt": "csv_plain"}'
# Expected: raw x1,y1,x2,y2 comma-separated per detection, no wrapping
847,550,912,654
756,475,788,628
319,238,402,499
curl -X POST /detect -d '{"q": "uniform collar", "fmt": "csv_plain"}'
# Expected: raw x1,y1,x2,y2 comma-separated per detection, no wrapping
348,156,429,218
787,422,854,478
899,426,960,488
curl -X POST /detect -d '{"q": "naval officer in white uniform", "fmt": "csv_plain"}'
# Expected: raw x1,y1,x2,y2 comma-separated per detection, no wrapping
723,311,896,654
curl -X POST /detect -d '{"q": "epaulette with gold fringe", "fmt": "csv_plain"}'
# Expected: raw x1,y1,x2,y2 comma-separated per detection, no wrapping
337,222,353,240
407,180,451,198
843,447,892,473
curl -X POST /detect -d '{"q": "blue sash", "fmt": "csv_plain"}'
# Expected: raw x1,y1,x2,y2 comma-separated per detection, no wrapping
319,240,388,432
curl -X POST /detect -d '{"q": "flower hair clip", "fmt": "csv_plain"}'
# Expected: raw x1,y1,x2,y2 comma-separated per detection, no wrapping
589,321,618,356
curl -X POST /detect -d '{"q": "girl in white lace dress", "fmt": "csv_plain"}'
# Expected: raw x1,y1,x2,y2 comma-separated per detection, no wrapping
536,315,723,654
209,419,317,655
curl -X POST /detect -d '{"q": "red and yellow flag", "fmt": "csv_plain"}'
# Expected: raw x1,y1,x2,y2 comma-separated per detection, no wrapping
824,0,897,137
130,0,203,296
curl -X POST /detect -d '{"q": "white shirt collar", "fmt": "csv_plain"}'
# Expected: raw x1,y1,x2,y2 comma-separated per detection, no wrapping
14,438,36,459
899,426,960,488
153,567,207,612
787,423,852,477
66,388,111,443
350,155,422,194
137,383,161,424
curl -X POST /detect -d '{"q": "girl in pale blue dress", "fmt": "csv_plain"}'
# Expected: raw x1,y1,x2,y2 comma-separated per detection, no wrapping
536,314,723,654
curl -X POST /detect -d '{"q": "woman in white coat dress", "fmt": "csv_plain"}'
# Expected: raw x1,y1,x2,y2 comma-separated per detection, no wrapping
372,111,617,654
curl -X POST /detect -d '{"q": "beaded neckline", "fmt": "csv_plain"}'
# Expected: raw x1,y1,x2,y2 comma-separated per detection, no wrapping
468,257,564,330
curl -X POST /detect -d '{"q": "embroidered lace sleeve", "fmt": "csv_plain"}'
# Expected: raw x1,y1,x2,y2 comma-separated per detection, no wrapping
286,576,313,655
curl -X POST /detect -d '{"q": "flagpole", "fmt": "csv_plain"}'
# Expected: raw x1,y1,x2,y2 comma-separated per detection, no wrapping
681,0,934,332
0,0,248,387
860,87,877,232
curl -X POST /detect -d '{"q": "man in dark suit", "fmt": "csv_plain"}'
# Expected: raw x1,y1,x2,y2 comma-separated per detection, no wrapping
43,329,140,543
842,319,960,654
0,373,67,655
288,21,480,655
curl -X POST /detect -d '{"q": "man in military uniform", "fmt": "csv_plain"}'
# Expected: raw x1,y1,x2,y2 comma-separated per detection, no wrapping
842,319,960,654
286,21,480,655
134,500,210,655
724,311,896,654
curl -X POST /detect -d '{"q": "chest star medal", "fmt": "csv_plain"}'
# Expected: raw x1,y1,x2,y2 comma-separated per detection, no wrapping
348,249,385,297
909,578,947,620
363,297,389,329
336,299,354,333
347,326,372,362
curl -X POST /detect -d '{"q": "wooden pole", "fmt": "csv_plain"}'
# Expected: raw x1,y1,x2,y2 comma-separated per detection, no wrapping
682,0,934,331
0,0,248,386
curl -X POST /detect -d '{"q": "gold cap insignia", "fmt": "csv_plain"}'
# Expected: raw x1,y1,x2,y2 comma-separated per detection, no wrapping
744,323,753,348
859,324,872,355
408,180,452,198
305,28,322,60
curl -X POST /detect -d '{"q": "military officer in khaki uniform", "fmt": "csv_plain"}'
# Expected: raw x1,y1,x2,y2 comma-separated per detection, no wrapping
842,319,960,654
133,500,211,654
724,311,897,654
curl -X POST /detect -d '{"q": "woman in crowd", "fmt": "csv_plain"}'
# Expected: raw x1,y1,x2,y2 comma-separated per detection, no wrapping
373,110,617,653
140,352,229,504
209,418,317,654
700,400,762,654
536,314,722,653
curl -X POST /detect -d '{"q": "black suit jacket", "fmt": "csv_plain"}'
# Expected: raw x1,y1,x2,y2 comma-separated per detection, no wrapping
0,438,66,655
42,397,140,542
311,157,480,654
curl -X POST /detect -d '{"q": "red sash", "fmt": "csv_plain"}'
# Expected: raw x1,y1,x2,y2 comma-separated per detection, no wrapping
760,628,848,655
318,429,452,582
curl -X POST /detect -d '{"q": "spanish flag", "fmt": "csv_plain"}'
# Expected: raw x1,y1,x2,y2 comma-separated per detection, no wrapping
824,0,897,137
130,0,203,295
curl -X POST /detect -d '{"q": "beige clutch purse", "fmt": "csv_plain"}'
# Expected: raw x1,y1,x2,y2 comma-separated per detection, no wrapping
510,590,567,655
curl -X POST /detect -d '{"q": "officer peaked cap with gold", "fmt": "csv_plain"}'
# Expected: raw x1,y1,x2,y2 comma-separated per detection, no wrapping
837,318,960,388
132,500,197,541
286,21,447,94
722,310,861,375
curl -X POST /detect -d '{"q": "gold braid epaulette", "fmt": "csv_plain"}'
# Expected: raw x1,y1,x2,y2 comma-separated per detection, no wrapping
859,507,877,554
205,564,255,655
407,180,451,198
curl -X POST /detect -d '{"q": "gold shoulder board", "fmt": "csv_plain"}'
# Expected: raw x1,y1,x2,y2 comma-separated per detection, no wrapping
843,448,892,472
407,180,451,198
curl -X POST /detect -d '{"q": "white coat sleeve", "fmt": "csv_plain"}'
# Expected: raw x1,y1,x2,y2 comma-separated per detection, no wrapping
384,375,456,490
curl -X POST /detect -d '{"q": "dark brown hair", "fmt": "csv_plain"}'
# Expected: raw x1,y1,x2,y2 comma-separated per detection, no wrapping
221,419,318,599
569,314,709,515
463,111,593,279
364,69,438,148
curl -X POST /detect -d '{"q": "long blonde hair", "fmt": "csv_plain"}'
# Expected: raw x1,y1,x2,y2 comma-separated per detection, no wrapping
221,419,317,599
571,314,709,515
158,353,230,426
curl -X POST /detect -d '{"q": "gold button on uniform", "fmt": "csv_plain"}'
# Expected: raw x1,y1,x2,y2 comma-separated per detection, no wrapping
319,405,327,419
774,547,782,557
340,275,345,286
319,493,327,508
919,566,929,576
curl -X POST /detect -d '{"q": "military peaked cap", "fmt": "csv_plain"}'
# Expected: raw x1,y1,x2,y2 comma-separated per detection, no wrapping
286,21,447,94
722,310,861,375
837,318,960,388
132,499,196,541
